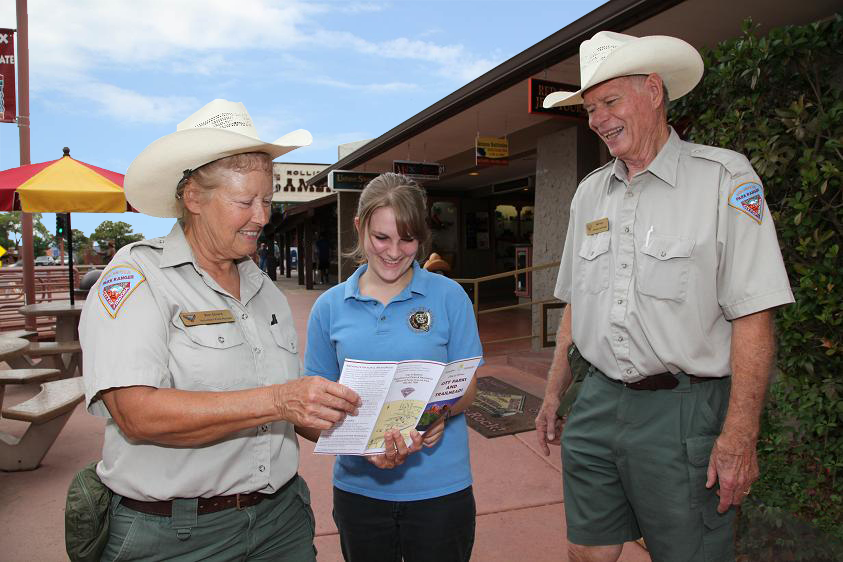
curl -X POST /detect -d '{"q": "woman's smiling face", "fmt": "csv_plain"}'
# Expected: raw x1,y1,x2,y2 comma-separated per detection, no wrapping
359,206,419,287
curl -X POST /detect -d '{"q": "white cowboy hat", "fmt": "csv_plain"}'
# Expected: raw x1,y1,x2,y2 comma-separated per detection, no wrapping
125,99,312,217
543,31,704,108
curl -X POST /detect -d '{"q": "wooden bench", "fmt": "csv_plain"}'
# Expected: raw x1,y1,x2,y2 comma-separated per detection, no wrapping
0,377,85,471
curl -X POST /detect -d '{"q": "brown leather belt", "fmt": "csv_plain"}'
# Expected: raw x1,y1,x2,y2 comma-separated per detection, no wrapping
120,474,298,517
603,372,717,391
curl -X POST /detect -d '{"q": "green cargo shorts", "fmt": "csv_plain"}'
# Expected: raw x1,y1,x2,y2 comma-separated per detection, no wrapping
101,475,316,562
561,367,736,562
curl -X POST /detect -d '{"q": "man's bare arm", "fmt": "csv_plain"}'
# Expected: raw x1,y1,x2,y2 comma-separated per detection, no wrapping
535,304,574,455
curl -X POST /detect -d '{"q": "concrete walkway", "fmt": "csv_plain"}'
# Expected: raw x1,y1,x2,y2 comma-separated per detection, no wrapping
0,276,649,561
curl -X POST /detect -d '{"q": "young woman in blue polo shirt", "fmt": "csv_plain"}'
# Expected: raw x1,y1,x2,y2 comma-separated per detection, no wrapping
304,172,483,562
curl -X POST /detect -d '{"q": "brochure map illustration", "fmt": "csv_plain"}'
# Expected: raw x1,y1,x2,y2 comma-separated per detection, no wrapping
314,356,482,455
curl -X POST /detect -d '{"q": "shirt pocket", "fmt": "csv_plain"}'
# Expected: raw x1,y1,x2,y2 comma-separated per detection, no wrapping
171,318,250,390
637,235,695,302
269,322,298,355
267,322,301,382
577,232,611,294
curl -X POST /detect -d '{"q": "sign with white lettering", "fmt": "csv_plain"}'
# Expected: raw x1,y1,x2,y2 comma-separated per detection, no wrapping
328,170,380,192
0,29,16,124
272,162,331,203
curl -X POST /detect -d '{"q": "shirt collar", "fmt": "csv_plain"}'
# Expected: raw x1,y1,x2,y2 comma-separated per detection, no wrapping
608,127,681,191
344,261,428,302
159,221,265,303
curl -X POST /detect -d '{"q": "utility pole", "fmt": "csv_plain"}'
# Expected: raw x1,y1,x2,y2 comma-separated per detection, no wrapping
17,0,35,329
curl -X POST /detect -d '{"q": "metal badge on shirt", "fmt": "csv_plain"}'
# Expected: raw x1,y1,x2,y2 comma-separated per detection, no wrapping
729,181,765,224
586,218,609,235
179,310,236,326
98,265,146,319
408,308,433,333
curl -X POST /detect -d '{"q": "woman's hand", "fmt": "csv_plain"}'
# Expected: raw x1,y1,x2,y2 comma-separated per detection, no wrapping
421,417,446,448
367,429,423,469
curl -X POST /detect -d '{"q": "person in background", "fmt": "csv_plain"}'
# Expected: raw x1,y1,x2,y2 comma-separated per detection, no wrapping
258,242,270,272
79,99,360,561
314,232,331,284
534,32,794,561
304,172,483,562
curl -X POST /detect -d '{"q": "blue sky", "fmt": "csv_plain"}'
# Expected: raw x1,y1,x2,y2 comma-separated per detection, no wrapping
0,0,604,239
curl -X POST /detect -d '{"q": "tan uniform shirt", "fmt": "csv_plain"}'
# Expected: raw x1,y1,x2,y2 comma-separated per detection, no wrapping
555,129,793,382
80,223,301,501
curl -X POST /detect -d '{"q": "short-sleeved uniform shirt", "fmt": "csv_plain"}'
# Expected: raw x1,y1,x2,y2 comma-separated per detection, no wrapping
80,223,301,501
555,129,794,382
305,262,483,501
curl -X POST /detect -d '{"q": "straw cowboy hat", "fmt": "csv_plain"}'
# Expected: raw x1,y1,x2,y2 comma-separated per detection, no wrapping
543,31,704,108
423,253,451,274
125,99,312,217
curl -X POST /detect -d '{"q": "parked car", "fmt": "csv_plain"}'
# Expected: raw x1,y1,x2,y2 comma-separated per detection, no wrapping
34,256,56,266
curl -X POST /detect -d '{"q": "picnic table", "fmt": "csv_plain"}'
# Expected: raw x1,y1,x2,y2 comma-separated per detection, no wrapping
15,303,84,378
0,334,82,471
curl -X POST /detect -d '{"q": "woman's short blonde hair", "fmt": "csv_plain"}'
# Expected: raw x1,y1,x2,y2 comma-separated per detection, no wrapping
347,172,430,264
176,152,273,220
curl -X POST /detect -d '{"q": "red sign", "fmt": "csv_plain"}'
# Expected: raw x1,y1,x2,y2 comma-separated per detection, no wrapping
528,78,587,121
0,29,16,124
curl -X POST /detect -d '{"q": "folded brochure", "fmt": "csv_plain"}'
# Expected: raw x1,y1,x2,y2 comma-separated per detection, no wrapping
314,356,482,455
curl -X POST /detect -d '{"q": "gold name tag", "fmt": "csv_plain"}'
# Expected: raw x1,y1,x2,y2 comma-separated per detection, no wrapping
180,310,236,326
586,218,609,235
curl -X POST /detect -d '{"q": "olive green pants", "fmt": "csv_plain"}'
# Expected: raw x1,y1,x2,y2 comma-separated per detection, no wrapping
562,368,736,562
101,475,316,562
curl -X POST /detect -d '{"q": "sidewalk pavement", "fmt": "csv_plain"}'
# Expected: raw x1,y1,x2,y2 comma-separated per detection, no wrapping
0,276,649,561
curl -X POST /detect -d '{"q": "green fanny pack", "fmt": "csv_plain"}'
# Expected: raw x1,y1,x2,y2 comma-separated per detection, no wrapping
65,461,112,562
556,344,591,419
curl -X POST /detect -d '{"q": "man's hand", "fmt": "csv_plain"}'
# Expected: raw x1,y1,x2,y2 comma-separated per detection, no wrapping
535,398,564,456
274,377,360,430
706,435,760,513
367,429,423,469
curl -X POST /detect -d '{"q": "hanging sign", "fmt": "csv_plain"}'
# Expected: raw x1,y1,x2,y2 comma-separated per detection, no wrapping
328,170,380,191
272,162,332,202
475,135,509,167
0,29,16,124
393,160,443,181
528,78,587,120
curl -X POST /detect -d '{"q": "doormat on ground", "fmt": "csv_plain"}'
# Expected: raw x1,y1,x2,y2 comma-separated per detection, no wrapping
464,376,541,438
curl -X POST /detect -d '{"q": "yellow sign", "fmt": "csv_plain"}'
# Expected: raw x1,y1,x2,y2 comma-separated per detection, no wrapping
476,135,509,167
0,245,6,267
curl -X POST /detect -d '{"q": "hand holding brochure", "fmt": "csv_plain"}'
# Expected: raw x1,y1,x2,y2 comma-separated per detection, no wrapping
314,356,482,455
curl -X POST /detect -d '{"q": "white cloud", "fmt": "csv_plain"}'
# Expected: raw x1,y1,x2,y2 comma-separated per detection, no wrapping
312,76,417,93
0,0,504,123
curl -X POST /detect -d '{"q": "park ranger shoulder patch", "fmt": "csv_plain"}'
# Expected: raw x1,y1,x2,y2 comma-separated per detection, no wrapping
729,181,765,224
98,265,146,319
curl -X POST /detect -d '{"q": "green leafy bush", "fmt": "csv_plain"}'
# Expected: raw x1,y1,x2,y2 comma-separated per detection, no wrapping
671,15,843,541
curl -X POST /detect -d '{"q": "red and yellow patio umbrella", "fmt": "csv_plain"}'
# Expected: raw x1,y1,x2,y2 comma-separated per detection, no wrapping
0,147,132,212
0,147,134,305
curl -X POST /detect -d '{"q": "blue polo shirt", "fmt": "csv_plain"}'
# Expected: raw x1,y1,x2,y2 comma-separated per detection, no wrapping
305,262,483,501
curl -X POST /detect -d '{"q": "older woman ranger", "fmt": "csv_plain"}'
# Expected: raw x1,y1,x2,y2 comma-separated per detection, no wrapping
78,100,360,561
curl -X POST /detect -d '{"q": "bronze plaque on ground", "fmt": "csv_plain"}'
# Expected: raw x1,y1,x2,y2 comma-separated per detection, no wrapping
464,376,542,438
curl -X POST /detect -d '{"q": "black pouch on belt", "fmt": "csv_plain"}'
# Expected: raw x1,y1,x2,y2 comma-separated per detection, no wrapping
65,461,112,562
556,344,589,419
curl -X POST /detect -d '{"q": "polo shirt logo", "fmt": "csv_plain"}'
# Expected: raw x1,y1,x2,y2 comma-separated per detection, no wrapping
729,181,765,224
408,308,433,332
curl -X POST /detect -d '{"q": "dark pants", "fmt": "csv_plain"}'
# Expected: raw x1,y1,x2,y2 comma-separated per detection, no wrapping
332,486,476,562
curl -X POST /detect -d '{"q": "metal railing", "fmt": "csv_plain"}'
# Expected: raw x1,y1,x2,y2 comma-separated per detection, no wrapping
453,261,562,347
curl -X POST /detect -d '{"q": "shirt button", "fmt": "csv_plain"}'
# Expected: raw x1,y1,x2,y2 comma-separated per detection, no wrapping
627,369,634,375
258,465,265,472
381,316,386,320
621,263,628,269
617,299,623,305
617,336,624,342
624,227,630,233
254,346,262,354
241,313,248,320
660,250,667,257
589,250,595,257
218,336,225,344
